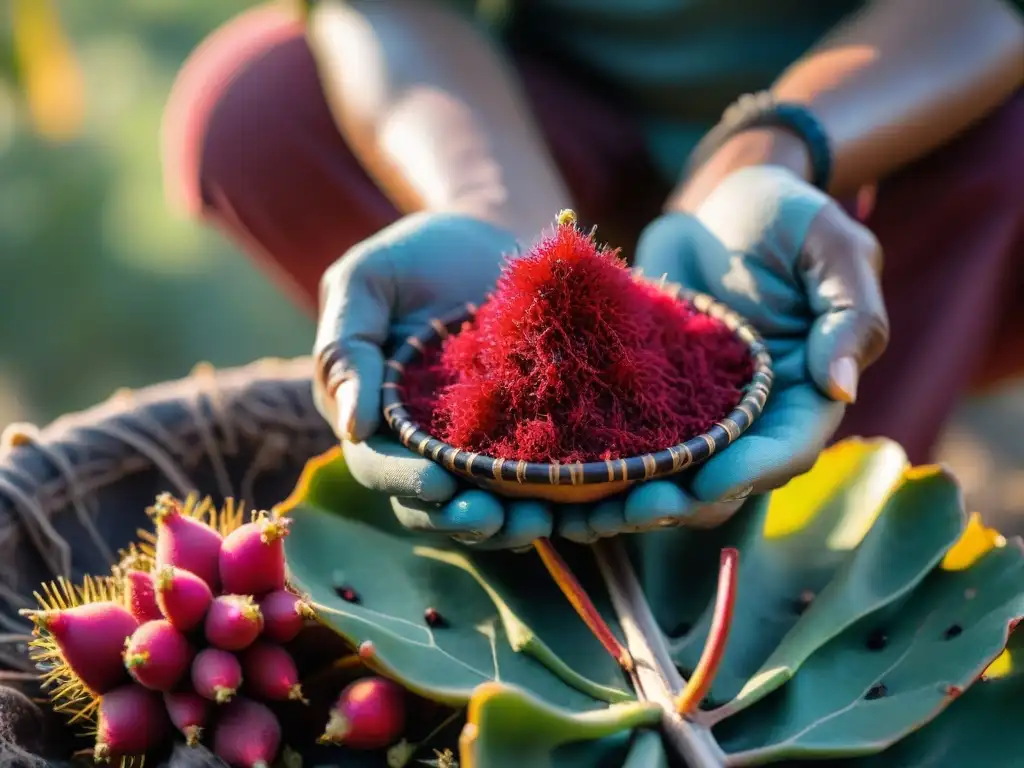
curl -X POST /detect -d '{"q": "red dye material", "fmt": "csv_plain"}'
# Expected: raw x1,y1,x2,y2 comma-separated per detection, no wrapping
403,220,754,463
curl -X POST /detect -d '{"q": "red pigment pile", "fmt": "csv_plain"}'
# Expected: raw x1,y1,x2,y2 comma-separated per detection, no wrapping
403,218,754,463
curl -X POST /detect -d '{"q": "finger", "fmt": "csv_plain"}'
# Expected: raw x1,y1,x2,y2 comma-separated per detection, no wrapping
557,504,600,544
623,481,698,530
800,203,889,404
343,436,458,502
390,489,504,542
470,501,553,550
314,253,393,442
588,498,628,538
331,340,387,442
690,383,844,502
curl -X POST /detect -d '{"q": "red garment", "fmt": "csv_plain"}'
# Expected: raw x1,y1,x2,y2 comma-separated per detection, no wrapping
162,5,1024,464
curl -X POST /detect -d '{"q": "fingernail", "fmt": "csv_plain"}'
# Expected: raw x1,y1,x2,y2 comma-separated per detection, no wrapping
336,379,358,441
658,516,680,528
451,531,486,544
721,483,754,503
828,356,859,404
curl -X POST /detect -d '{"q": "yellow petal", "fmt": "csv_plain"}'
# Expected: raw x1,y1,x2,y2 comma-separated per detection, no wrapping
764,438,905,542
11,0,85,142
942,512,1005,571
983,648,1013,680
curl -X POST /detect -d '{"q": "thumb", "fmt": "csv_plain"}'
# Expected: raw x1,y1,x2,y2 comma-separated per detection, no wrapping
801,203,889,404
314,256,393,442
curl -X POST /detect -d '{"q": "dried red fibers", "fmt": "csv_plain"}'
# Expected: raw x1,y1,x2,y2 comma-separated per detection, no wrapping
403,222,754,463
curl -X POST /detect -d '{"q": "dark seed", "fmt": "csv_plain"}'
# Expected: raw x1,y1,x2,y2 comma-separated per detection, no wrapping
424,607,446,628
944,624,963,640
865,683,887,700
793,590,815,614
865,630,888,651
335,585,360,603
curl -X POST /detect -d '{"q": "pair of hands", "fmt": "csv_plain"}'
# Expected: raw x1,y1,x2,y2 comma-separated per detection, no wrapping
312,166,889,549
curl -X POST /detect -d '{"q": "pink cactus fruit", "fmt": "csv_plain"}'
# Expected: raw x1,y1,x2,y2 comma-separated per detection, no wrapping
204,595,263,651
22,602,138,694
93,683,168,762
218,512,291,597
164,690,211,746
191,648,243,704
240,641,307,703
154,565,213,632
124,619,193,692
319,676,406,750
150,492,224,590
212,697,282,768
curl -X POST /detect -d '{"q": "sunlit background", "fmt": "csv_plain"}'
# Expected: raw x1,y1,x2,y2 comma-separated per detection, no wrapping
0,0,1021,528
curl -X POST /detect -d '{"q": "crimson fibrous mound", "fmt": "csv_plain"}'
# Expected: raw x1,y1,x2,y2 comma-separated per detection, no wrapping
403,214,754,463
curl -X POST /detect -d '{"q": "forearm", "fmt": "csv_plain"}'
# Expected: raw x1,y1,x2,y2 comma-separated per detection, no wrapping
306,0,571,242
776,0,1023,193
673,0,1024,208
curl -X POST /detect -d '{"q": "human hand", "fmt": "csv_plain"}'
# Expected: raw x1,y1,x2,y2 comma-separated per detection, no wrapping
313,212,556,549
554,165,889,541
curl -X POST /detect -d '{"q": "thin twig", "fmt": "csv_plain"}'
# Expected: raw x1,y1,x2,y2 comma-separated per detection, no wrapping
533,537,633,670
676,548,739,715
592,539,726,768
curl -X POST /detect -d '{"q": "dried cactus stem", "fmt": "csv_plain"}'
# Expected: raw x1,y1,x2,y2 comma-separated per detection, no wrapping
675,548,739,716
183,725,202,746
19,608,54,630
92,742,112,764
214,686,236,704
533,537,633,671
123,652,149,669
256,511,291,544
146,492,182,524
318,710,350,744
296,600,318,620
287,684,309,704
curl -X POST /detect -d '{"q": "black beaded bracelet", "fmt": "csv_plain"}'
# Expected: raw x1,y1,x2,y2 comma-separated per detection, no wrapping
686,91,833,191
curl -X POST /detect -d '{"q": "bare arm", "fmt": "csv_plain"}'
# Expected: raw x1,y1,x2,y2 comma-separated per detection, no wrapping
305,0,571,242
673,0,1024,208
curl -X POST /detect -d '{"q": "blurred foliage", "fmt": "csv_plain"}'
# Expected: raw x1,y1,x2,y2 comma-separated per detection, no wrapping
0,0,312,425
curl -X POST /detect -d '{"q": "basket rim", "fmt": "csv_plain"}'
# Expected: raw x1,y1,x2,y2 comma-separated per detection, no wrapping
381,283,773,488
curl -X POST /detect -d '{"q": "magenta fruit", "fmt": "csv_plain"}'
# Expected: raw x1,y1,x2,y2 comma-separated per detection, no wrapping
150,492,224,590
22,602,138,694
257,589,313,643
164,690,210,746
94,683,168,762
218,512,291,596
192,648,243,704
213,697,282,768
123,570,162,624
155,565,214,632
240,641,307,703
124,619,193,692
205,595,264,651
319,676,406,750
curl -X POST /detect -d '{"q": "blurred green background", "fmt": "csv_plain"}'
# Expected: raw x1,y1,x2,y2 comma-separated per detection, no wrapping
0,0,312,427
0,0,1021,528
